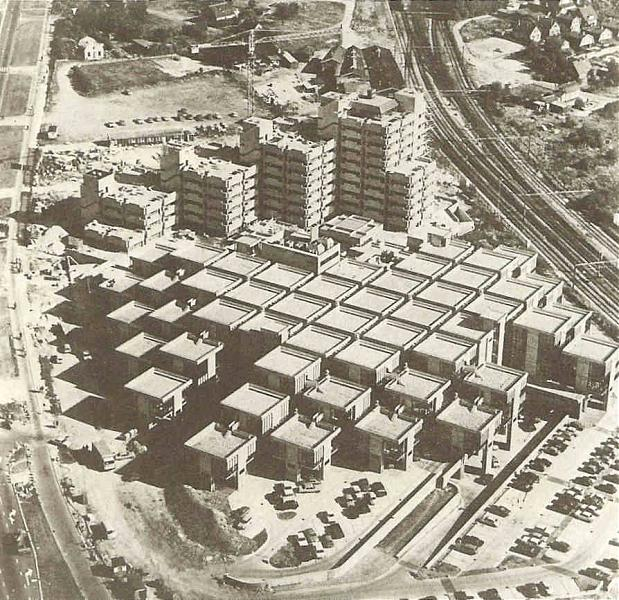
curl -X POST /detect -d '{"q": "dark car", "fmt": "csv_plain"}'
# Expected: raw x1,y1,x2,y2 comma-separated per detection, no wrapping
538,457,551,467
579,567,609,581
528,461,546,472
550,540,570,552
596,482,617,494
573,476,594,486
453,543,477,555
459,535,484,547
488,504,510,517
598,557,619,571
604,473,619,485
543,446,559,456
569,421,584,431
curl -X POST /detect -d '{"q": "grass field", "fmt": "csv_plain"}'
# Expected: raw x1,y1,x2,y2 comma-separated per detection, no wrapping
0,74,31,117
70,59,175,96
0,126,23,188
10,15,44,67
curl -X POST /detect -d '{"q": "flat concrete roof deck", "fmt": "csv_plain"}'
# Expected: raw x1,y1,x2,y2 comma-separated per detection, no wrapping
115,332,165,359
418,239,473,263
487,278,541,303
437,399,499,432
138,269,178,292
193,298,257,328
285,325,352,358
254,345,320,378
297,274,358,303
125,366,191,400
440,312,493,343
223,280,285,309
513,307,571,335
395,253,451,279
563,334,619,364
221,383,289,417
182,268,242,296
303,374,370,410
385,367,450,400
355,407,420,441
342,286,404,316
270,415,339,450
170,242,227,267
315,305,378,336
463,247,516,273
107,301,153,325
210,251,270,278
369,269,428,297
253,263,313,290
362,318,427,351
440,264,497,291
333,338,399,370
185,423,254,458
415,281,475,311
412,332,477,363
240,312,302,336
325,258,384,285
466,295,522,322
98,268,143,294
160,332,222,363
149,299,193,324
269,293,331,322
465,362,527,393
130,243,173,264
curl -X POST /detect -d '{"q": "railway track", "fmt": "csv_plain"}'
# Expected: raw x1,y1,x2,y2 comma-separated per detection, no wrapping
392,8,619,331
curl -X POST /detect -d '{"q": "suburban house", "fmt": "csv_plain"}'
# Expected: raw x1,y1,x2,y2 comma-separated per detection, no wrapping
78,36,104,61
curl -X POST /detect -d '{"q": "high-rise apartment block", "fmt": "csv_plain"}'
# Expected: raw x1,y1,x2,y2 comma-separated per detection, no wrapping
318,88,435,231
160,142,256,237
239,117,336,228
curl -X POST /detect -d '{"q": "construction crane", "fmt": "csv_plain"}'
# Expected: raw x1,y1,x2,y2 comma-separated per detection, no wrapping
191,23,342,116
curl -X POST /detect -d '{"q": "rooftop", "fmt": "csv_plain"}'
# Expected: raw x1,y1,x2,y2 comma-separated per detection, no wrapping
395,253,450,279
285,325,352,358
254,345,320,378
412,332,476,363
115,332,165,359
315,305,377,335
440,312,493,343
391,299,451,330
239,312,302,337
159,332,222,363
182,268,242,296
297,274,358,303
487,278,541,303
513,307,571,335
269,293,331,321
185,423,254,458
270,414,340,450
385,367,450,400
125,367,191,400
563,334,619,364
466,295,522,323
355,407,420,441
418,239,473,262
170,242,227,267
130,243,175,265
363,318,426,351
253,263,312,290
324,258,383,285
221,383,289,417
139,269,180,293
464,247,517,273
224,280,285,309
369,270,428,297
440,264,497,291
98,268,143,294
464,363,527,392
437,399,499,432
193,298,257,328
416,281,475,311
343,286,404,315
107,301,153,325
210,251,269,278
303,374,370,410
333,338,399,370
149,298,195,324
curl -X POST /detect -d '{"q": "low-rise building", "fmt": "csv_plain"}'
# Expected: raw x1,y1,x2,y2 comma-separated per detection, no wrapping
464,246,532,279
220,383,290,437
180,268,243,305
78,36,104,60
300,373,372,426
391,298,452,332
260,235,341,274
135,269,183,308
436,398,501,474
384,365,451,417
285,325,352,361
410,332,479,378
440,311,496,365
355,406,423,472
224,279,287,310
395,253,451,282
190,298,257,343
145,298,197,340
324,257,384,286
315,305,378,339
114,332,166,380
330,339,400,386
106,301,154,344
486,277,546,310
130,242,177,278
185,423,256,490
320,214,381,249
269,292,332,325
238,312,303,366
96,267,144,313
253,262,313,292
440,264,499,294
415,281,476,314
362,318,427,366
253,345,321,396
168,242,228,275
124,367,192,430
416,237,474,264
210,251,270,281
269,413,341,481
296,273,358,305
369,269,429,299
342,286,405,317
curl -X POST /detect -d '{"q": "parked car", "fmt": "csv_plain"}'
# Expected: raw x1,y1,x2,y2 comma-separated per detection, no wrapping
579,567,609,581
543,446,559,456
460,534,484,547
478,515,497,527
604,473,619,485
453,542,477,555
598,557,619,571
596,482,617,495
549,540,570,552
488,505,510,517
573,476,594,487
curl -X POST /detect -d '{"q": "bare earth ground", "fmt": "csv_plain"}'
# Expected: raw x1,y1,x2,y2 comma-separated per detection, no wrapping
0,74,31,117
0,126,23,188
10,11,44,67
463,36,532,87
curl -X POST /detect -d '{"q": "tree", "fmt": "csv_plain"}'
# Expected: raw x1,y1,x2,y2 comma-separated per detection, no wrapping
607,59,619,87
573,97,586,110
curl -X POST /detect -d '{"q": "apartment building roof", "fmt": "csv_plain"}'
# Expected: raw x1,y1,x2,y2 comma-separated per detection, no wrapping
182,154,255,180
521,272,563,297
170,242,228,268
385,366,450,401
416,281,475,311
343,286,405,316
333,339,400,370
297,274,358,303
285,325,352,358
239,312,302,337
563,335,619,364
115,332,166,359
264,129,333,154
437,399,499,433
220,383,289,417
321,214,380,243
324,257,383,285
107,301,153,325
315,305,378,336
139,269,179,293
547,302,590,329
412,332,477,363
391,299,451,330
130,243,173,265
269,292,331,322
355,406,420,442
182,268,242,297
254,345,320,378
369,270,428,298
440,312,494,343
270,414,340,450
494,244,537,268
224,280,286,309
440,264,498,291
125,367,191,400
101,184,172,210
513,307,571,335
210,251,270,279
160,332,222,364
395,253,451,280
466,295,522,323
185,422,255,458
486,278,541,304
149,298,195,324
363,318,426,352
303,374,370,410
418,239,473,263
463,247,518,274
253,263,313,290
193,298,257,328
98,268,143,294
464,363,527,393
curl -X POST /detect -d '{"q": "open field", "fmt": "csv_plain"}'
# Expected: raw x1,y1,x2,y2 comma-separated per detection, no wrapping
46,58,257,143
460,15,510,43
0,74,31,117
0,126,23,188
465,36,532,87
10,13,44,67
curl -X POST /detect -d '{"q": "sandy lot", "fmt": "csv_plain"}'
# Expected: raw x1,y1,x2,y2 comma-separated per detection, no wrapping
0,73,31,117
0,126,23,188
10,10,44,67
464,36,532,87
